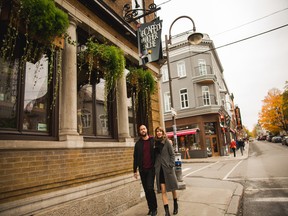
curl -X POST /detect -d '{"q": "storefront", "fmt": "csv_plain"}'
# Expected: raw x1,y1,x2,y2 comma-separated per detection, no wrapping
165,113,225,158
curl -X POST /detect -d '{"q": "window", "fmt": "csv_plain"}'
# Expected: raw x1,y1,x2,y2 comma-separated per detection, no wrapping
177,61,186,78
164,92,171,112
77,78,115,137
202,86,210,106
162,65,168,82
81,109,92,128
198,59,207,75
180,89,189,109
0,54,56,136
204,122,216,135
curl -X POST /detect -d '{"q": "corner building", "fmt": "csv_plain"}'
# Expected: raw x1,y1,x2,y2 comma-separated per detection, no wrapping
0,0,163,215
161,32,236,158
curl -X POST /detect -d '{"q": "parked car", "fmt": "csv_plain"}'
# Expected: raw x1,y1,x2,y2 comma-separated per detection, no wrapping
257,135,267,141
282,136,288,146
266,135,274,142
272,136,282,143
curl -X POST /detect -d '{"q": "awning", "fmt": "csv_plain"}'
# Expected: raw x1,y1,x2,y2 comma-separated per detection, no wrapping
166,128,199,138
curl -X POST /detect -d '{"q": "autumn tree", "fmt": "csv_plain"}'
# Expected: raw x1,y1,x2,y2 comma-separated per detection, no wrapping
258,88,287,134
282,81,288,131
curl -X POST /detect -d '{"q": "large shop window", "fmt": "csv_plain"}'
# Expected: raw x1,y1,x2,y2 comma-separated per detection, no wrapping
204,122,217,135
77,79,116,138
0,55,56,137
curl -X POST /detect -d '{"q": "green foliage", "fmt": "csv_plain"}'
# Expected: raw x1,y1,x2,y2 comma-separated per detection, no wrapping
20,0,69,43
0,0,69,108
126,67,156,118
80,37,125,95
126,67,156,95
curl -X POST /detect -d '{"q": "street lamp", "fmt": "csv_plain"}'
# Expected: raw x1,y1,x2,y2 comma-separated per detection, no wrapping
165,16,203,184
165,16,203,152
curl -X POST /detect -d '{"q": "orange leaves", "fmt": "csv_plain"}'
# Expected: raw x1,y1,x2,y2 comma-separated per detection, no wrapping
258,88,285,134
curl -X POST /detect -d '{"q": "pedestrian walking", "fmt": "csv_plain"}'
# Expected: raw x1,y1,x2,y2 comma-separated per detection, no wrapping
154,127,179,216
230,139,236,157
133,125,158,216
238,138,245,156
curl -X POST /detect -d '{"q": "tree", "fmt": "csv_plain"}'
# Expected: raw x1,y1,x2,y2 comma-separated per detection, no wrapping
258,88,287,134
282,81,288,131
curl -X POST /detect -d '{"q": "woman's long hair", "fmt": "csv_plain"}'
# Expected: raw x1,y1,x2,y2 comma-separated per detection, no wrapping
154,126,167,141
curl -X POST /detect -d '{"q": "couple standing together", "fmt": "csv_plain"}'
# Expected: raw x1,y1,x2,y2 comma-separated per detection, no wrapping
133,125,179,216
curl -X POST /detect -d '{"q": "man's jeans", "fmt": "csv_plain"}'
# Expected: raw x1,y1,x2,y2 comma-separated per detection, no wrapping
140,168,157,211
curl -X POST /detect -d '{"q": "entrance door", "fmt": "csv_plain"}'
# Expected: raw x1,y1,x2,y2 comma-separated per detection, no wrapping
205,135,219,156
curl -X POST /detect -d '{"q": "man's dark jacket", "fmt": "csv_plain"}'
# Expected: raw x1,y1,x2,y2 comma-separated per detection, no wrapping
133,137,155,173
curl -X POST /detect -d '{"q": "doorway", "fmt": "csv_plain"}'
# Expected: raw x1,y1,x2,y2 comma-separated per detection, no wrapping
205,135,219,156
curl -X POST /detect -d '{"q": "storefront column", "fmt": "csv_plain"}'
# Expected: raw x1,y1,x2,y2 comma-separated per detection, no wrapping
59,17,82,144
117,69,130,140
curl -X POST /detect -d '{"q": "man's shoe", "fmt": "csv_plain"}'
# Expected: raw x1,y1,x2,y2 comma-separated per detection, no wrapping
151,210,157,216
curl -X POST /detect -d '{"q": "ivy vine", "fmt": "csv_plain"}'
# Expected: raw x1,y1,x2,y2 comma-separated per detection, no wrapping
78,37,126,102
0,0,70,108
126,67,156,118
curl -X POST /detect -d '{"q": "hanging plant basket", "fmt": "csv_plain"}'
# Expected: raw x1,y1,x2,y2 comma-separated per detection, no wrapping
0,0,70,107
126,67,156,115
78,37,126,96
0,0,69,63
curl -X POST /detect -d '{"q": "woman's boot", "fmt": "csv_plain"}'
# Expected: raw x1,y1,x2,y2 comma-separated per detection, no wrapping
164,204,171,216
173,198,178,215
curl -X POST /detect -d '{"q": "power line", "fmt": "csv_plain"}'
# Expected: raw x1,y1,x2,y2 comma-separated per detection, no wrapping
212,8,288,37
157,0,172,6
197,23,288,56
169,23,288,62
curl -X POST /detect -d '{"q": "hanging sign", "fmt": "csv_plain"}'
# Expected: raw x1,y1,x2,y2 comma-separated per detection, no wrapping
137,18,163,65
235,106,243,130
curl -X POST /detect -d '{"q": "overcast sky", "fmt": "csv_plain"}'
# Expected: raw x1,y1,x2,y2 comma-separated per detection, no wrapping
154,0,288,131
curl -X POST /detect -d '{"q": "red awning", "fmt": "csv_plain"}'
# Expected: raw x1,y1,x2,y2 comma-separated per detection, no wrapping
166,128,199,138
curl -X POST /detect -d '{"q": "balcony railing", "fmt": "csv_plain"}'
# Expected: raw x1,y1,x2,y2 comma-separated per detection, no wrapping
197,95,218,107
193,65,216,84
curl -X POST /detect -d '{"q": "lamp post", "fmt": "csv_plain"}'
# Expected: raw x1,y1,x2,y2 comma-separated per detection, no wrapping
165,16,203,184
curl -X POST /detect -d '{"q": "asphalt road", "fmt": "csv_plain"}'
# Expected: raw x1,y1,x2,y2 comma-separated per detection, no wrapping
236,140,288,216
181,140,288,216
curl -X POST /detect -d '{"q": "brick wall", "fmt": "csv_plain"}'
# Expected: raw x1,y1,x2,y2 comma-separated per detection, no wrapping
0,147,133,203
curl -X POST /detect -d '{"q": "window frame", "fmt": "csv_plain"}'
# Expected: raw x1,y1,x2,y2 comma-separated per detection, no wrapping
0,37,59,140
164,91,171,112
180,88,189,109
198,59,207,75
162,65,169,82
202,86,211,106
177,61,186,78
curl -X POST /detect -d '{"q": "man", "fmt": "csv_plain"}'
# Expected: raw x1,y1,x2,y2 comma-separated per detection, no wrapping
238,138,245,156
133,125,158,216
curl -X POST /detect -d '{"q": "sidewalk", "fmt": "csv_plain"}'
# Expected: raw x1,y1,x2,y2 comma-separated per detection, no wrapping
119,144,249,216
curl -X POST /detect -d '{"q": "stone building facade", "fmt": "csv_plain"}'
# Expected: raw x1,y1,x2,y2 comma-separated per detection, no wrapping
0,0,163,215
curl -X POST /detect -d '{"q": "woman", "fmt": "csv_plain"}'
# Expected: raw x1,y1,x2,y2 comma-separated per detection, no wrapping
230,139,236,157
154,127,179,216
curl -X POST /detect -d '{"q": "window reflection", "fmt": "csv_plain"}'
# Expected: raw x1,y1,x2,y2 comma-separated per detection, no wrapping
77,79,111,136
0,58,18,129
77,84,93,135
204,122,216,135
95,79,109,136
23,56,49,132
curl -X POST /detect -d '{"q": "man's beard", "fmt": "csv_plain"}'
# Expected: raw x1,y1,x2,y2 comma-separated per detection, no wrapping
141,132,147,137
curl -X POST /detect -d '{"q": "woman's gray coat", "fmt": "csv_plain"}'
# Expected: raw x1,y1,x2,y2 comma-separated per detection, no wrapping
155,138,179,193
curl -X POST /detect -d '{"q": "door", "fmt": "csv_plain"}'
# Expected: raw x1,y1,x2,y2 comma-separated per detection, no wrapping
205,135,219,156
